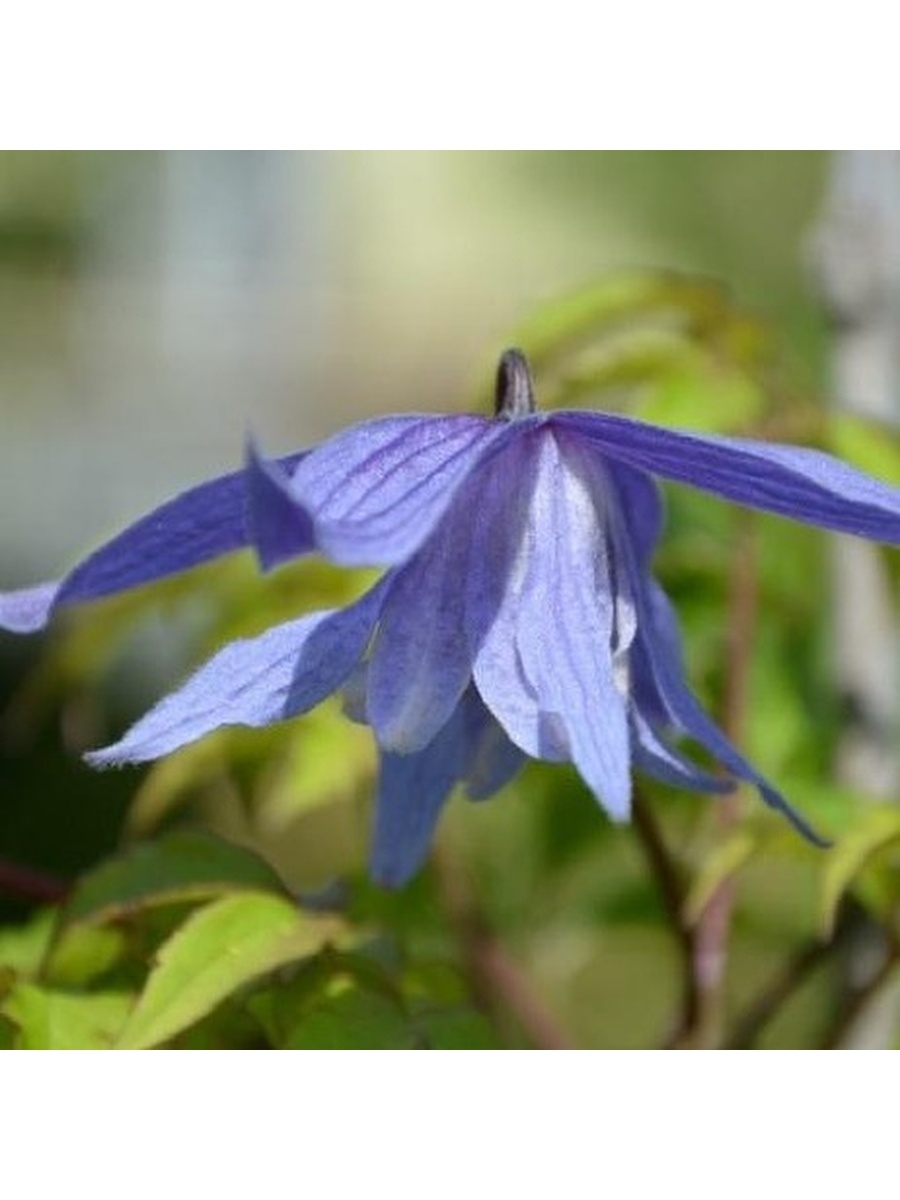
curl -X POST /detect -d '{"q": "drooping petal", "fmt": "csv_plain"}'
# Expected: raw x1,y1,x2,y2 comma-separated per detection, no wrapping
369,708,469,888
459,691,527,800
365,465,487,754
632,576,828,844
556,410,900,543
467,431,566,761
1,453,308,634
471,428,632,817
87,581,387,766
289,413,517,567
630,709,734,795
0,582,60,633
369,687,523,886
244,441,315,571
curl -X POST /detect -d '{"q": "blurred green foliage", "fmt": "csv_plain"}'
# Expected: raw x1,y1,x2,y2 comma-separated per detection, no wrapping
4,266,900,1049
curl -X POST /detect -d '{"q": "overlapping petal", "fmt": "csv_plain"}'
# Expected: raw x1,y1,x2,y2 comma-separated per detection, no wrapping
631,573,827,843
245,441,315,571
289,413,517,567
630,709,733,795
471,430,632,819
0,452,307,633
365,466,485,753
87,580,387,766
557,410,900,544
370,688,524,886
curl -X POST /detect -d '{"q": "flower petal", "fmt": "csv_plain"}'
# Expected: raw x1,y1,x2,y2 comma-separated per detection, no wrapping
633,577,828,844
1,453,307,634
245,440,315,571
459,692,526,801
289,413,516,567
0,582,60,633
468,432,567,761
87,581,386,766
630,709,733,795
365,467,487,754
557,411,900,543
369,687,519,886
472,429,632,817
370,722,466,889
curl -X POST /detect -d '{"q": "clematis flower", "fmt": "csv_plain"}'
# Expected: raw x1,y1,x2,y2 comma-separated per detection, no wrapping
7,350,900,884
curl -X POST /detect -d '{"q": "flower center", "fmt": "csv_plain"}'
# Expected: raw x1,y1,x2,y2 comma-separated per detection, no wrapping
494,348,537,420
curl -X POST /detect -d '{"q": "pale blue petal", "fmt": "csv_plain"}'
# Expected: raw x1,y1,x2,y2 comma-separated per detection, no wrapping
87,581,386,766
245,441,314,570
290,413,516,567
471,429,631,814
0,582,60,633
468,434,568,761
557,411,900,543
513,435,632,819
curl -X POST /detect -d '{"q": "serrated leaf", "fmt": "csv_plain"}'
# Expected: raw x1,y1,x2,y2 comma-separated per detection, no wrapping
2,984,132,1049
820,806,900,938
117,891,341,1049
683,830,758,926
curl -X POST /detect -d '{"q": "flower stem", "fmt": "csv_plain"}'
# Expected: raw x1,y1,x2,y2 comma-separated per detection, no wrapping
432,851,575,1049
690,510,759,1047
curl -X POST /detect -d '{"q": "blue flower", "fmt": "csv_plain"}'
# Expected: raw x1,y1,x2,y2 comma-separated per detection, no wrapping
6,349,900,885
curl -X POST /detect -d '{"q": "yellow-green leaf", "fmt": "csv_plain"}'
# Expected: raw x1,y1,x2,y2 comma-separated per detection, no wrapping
820,806,900,938
117,891,341,1049
2,984,132,1049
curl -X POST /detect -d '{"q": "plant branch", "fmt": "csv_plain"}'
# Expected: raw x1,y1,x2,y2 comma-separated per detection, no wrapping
689,511,759,1047
0,856,68,905
432,852,575,1050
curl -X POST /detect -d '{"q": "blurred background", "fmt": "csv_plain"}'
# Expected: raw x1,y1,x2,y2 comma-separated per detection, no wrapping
0,151,829,576
6,151,900,1049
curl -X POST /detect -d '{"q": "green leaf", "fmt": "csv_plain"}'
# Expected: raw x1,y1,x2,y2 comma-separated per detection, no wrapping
45,832,291,985
56,831,289,930
2,984,132,1049
415,1006,500,1049
0,908,56,975
284,987,414,1050
42,925,128,988
116,891,342,1049
820,806,900,938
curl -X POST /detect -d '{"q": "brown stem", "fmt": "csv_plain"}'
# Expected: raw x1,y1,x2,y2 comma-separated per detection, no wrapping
689,511,759,1047
630,788,700,1046
432,852,575,1050
0,857,69,905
